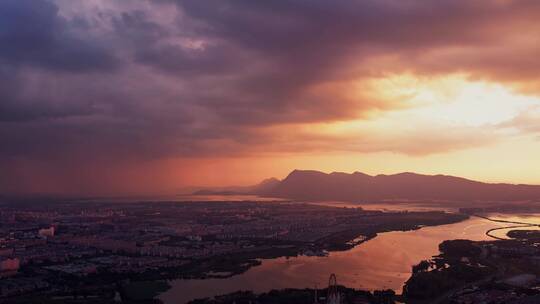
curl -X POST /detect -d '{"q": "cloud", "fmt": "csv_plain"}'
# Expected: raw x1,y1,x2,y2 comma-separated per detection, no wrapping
499,107,540,135
0,0,119,72
2,0,540,193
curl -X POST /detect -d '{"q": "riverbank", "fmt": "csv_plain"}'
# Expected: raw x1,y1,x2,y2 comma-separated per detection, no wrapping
160,214,500,304
152,211,467,283
185,231,540,304
471,214,540,240
186,287,394,304
403,235,540,303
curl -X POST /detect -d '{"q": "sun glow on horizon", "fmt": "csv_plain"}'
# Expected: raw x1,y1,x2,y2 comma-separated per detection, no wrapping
4,0,540,195
315,74,540,135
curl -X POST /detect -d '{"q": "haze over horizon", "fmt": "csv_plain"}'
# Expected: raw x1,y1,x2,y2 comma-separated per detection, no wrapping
3,0,540,196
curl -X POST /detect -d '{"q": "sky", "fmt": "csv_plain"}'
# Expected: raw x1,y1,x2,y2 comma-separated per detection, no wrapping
2,0,540,196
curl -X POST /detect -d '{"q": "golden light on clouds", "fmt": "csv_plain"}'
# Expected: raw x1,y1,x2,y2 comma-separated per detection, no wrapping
4,0,540,195
259,74,540,187
309,74,540,138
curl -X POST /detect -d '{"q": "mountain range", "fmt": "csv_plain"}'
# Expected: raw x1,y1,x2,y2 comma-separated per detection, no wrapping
194,170,540,202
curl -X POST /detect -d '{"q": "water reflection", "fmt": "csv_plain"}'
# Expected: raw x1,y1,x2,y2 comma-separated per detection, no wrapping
159,216,505,304
310,201,456,212
482,213,540,239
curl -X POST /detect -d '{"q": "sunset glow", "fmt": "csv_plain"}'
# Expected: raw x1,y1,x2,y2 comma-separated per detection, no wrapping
2,0,540,196
6,3,540,302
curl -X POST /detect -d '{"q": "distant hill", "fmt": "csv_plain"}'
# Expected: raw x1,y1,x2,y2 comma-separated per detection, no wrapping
266,170,540,202
192,178,280,196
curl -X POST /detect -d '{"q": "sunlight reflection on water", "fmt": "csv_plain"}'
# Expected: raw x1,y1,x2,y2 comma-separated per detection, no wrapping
159,209,506,304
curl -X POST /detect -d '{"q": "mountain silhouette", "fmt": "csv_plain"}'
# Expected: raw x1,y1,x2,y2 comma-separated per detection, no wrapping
267,170,540,202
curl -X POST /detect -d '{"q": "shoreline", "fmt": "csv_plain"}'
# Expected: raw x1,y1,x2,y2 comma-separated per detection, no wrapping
158,212,469,303
471,214,540,240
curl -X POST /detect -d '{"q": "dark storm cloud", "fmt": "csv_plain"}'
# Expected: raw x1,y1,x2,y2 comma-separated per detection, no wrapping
135,43,244,76
0,67,103,122
149,0,540,126
0,0,119,72
2,0,540,194
0,0,117,122
168,0,540,83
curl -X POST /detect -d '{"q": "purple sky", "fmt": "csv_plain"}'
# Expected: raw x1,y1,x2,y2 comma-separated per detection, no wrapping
2,0,540,195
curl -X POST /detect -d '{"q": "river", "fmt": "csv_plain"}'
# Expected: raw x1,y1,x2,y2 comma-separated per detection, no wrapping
158,213,517,304
482,213,540,239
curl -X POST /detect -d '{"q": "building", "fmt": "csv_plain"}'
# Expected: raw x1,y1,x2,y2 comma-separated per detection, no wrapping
38,227,55,238
0,258,20,273
0,248,13,257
